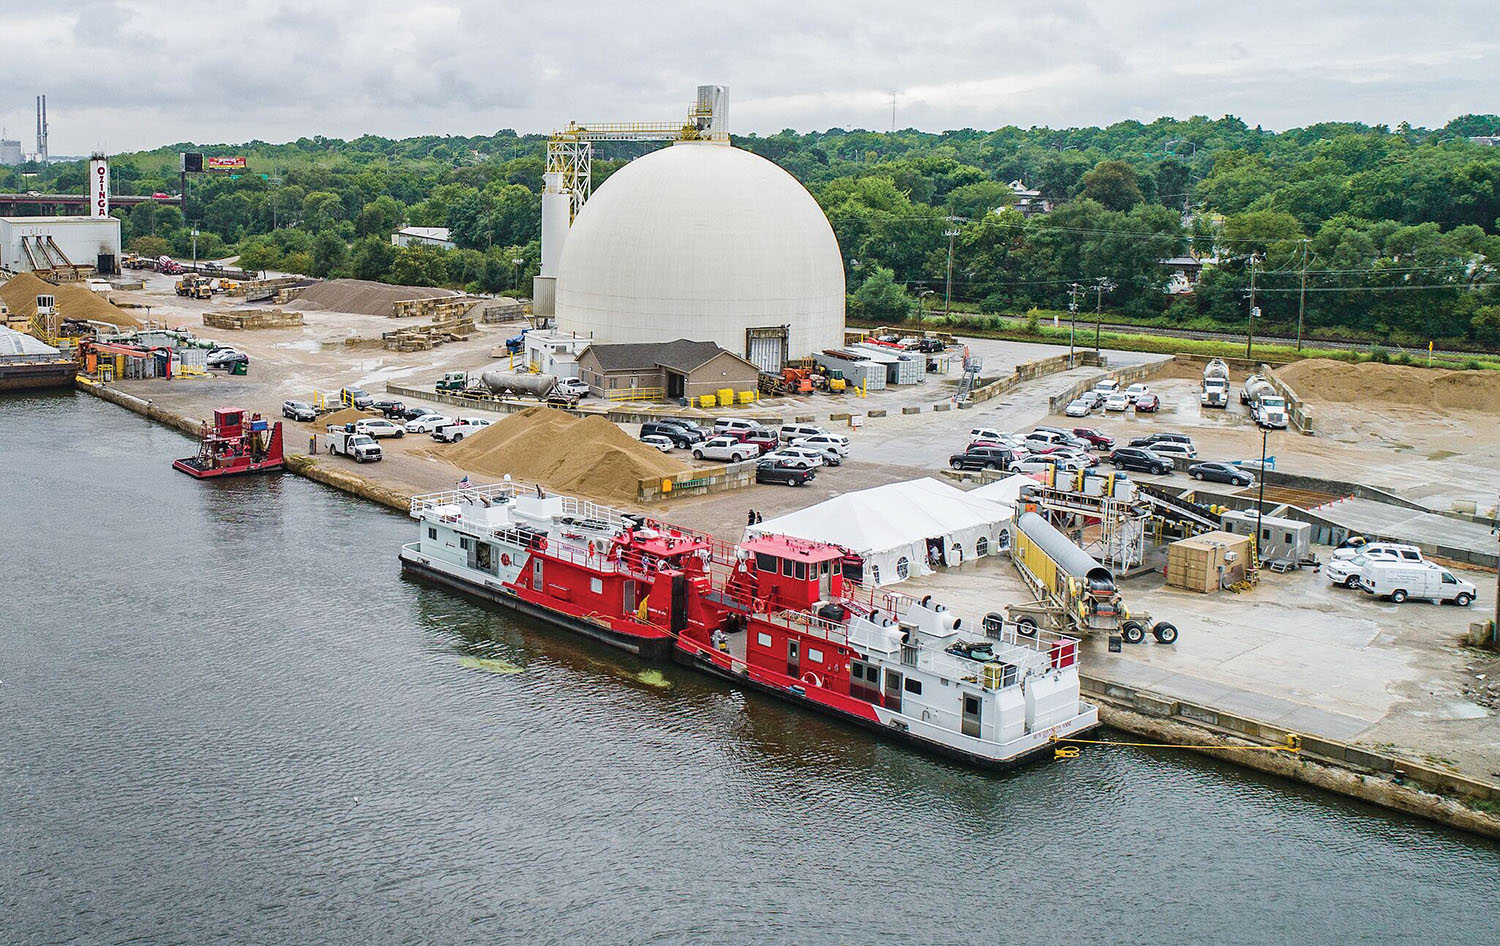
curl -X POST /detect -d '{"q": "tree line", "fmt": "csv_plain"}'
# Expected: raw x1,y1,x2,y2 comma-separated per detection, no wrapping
4,113,1498,347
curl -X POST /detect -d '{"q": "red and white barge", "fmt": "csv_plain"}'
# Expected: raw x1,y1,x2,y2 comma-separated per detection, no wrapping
399,481,1098,767
172,408,284,479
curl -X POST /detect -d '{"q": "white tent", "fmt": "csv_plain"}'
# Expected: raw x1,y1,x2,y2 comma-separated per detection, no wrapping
747,477,1014,586
969,473,1041,508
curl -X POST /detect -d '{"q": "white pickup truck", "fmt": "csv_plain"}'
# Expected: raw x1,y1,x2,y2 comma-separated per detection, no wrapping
326,427,382,463
431,418,492,443
691,435,761,463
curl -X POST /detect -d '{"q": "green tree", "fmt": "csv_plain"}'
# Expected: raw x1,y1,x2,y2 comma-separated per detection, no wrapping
351,235,397,281
310,231,350,277
848,266,916,323
1079,160,1142,211
127,235,171,258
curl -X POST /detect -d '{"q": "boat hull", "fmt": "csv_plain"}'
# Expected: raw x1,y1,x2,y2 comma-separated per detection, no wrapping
172,458,284,478
399,552,676,660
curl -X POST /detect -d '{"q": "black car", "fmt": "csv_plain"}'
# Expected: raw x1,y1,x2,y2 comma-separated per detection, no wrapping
756,459,815,486
949,446,1016,472
1109,447,1173,475
642,421,705,448
369,399,407,418
1128,432,1194,450
398,404,435,420
1188,461,1255,487
656,417,712,438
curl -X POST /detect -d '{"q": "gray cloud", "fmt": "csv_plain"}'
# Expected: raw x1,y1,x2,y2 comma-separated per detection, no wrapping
1,0,1495,154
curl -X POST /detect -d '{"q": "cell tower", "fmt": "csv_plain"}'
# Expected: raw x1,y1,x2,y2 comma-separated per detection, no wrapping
35,94,48,164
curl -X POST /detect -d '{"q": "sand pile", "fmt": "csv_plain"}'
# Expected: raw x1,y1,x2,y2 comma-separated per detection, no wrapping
314,406,375,427
289,278,456,317
0,272,142,328
1277,359,1500,413
443,406,689,504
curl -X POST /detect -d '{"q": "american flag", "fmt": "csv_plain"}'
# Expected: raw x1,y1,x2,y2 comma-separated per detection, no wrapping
457,475,470,488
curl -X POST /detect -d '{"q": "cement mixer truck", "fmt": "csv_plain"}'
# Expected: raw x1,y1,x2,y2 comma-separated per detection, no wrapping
1240,374,1288,429
1200,358,1230,408
478,368,577,406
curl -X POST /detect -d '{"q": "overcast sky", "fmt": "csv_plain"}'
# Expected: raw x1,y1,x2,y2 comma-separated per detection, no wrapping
2,0,1496,155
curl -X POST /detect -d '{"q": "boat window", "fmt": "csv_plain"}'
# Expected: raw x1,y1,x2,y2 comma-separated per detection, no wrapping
428,527,437,540
590,577,603,594
904,678,923,695
782,559,793,577
794,561,806,580
460,537,471,550
807,647,824,663
757,632,772,647
755,553,777,573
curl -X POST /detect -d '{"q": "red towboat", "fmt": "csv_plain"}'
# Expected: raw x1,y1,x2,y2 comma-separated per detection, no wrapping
173,407,285,479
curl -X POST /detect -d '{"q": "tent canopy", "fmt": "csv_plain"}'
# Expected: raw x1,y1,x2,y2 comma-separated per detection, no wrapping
748,477,1014,585
969,473,1040,508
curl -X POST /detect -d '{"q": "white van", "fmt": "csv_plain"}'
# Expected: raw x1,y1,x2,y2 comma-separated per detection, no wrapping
779,423,828,443
1358,561,1476,606
1091,378,1120,395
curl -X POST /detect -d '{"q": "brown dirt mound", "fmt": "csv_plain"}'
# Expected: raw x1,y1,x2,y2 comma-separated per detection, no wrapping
1277,358,1500,413
442,406,688,505
314,406,375,427
289,278,456,317
0,272,142,328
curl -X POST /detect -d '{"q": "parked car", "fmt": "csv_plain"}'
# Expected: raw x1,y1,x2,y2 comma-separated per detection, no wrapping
1134,393,1160,413
1358,561,1476,606
714,418,759,436
368,399,407,419
762,451,819,470
642,421,705,448
793,433,850,456
949,446,1017,472
1064,398,1093,418
405,413,452,433
1149,442,1197,461
967,426,1007,445
1013,453,1089,474
1051,447,1100,468
772,445,831,468
640,434,675,453
1124,383,1151,403
1129,432,1195,450
556,378,590,398
1092,378,1120,396
1109,447,1173,475
1071,427,1114,449
397,404,434,420
1079,390,1106,410
1332,541,1423,563
431,418,492,443
655,417,713,438
1104,392,1130,411
729,428,781,453
756,459,816,486
206,347,247,368
354,418,405,438
282,400,316,422
792,443,843,466
1187,461,1254,487
779,423,829,443
969,432,1027,452
693,436,761,462
339,386,374,410
1025,430,1072,450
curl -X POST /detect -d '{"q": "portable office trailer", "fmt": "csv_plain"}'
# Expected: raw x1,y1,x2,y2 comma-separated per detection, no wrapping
851,343,924,384
1218,509,1311,563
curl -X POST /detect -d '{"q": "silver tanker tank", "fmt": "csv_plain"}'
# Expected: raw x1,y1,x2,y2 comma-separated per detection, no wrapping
478,368,558,400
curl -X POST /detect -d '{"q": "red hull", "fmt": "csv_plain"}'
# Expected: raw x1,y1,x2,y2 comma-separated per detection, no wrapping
172,457,284,478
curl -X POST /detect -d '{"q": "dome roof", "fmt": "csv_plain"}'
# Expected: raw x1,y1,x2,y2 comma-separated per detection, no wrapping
554,142,845,361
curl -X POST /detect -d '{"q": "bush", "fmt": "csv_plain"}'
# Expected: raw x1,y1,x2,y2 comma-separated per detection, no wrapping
1024,309,1042,334
1367,345,1390,363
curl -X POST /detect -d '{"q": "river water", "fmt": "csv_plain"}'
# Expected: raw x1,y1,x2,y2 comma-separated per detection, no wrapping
2,392,1496,945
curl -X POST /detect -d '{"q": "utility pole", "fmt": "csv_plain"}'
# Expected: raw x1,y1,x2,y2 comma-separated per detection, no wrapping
943,223,961,318
1296,239,1309,351
1245,252,1261,359
890,91,897,135
1092,278,1114,353
1067,282,1082,362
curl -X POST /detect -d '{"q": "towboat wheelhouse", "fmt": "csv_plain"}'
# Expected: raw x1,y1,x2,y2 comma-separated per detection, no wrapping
399,481,1097,766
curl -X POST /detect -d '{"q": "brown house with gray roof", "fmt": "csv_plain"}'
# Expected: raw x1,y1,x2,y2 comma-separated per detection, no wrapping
576,338,761,402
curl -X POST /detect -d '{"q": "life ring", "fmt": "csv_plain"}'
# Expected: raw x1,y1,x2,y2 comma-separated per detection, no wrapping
801,671,823,688
500,553,511,566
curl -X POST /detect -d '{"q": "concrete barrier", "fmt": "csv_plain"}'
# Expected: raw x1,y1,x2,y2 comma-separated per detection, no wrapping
638,459,757,503
1264,362,1315,435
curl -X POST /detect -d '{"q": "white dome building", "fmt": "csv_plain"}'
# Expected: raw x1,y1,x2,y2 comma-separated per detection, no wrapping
554,141,845,369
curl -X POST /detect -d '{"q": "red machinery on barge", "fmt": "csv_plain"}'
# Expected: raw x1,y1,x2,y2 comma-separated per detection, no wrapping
172,408,285,479
399,480,1098,767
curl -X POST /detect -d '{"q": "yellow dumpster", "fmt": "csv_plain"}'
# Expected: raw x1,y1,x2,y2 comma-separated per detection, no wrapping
717,387,734,406
737,390,756,405
700,394,717,408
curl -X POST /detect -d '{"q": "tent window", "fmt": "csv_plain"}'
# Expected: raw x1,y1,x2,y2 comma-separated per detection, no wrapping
975,537,989,557
896,556,910,580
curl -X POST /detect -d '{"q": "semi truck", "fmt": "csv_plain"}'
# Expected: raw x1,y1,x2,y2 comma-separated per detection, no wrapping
1241,375,1288,429
1200,358,1230,408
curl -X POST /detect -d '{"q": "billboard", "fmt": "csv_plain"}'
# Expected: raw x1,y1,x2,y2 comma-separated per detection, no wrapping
88,156,109,218
205,156,247,171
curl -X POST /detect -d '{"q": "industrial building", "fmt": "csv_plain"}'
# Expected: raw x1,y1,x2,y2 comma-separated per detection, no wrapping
0,215,120,276
575,338,760,402
0,139,22,165
522,329,594,379
540,86,845,372
391,226,455,250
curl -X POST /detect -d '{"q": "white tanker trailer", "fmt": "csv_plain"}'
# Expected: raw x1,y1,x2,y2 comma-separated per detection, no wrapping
478,369,571,403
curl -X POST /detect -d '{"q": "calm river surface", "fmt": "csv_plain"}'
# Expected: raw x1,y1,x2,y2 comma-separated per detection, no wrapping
2,392,1497,945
